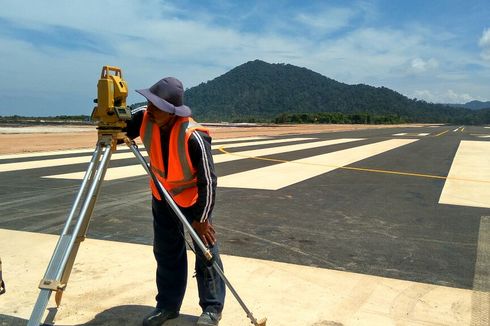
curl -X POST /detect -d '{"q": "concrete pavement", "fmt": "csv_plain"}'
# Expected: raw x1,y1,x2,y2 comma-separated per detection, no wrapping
0,229,476,326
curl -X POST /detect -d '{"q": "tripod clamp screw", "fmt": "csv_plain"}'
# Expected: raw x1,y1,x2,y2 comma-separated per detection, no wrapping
39,279,66,291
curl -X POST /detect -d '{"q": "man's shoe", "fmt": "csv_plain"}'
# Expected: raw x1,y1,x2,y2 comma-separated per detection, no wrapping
142,308,179,326
196,311,222,326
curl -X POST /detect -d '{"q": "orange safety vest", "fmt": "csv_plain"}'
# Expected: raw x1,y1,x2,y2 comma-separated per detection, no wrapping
140,113,210,207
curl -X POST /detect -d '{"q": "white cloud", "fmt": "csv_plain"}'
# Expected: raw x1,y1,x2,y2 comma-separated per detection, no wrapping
294,7,356,34
479,28,490,46
412,90,436,102
408,57,439,74
479,28,490,60
444,90,473,103
293,27,427,84
412,89,474,104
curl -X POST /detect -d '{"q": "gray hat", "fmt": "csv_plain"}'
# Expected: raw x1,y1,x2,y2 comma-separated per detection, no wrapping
136,77,191,117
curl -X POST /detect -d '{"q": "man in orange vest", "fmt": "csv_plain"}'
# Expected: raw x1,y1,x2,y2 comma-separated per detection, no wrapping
125,77,225,326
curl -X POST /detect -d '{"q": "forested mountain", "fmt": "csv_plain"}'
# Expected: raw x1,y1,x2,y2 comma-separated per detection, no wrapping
184,60,488,124
448,100,490,110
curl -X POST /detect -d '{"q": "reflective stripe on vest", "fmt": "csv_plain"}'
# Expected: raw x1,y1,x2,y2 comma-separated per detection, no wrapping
140,114,210,207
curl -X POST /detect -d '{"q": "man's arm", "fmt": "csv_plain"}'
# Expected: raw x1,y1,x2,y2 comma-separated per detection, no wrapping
188,130,218,246
124,105,146,140
188,130,217,222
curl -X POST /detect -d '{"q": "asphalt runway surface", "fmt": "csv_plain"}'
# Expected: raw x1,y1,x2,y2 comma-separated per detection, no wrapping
1,125,489,291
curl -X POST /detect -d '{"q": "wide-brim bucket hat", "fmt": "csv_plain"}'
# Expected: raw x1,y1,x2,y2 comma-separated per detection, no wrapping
136,77,191,117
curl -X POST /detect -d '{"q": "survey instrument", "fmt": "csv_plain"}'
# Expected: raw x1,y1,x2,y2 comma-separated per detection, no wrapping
28,66,266,326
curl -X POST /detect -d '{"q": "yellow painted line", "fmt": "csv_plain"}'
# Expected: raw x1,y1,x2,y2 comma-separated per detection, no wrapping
219,146,448,180
218,139,419,190
214,138,363,164
44,138,363,180
218,143,490,185
2,139,307,173
434,129,449,137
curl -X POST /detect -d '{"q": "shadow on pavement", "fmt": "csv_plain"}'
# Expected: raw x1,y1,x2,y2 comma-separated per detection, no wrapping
0,305,198,326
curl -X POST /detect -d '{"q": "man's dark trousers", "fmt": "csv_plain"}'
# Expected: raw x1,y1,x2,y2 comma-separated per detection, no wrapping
151,197,225,313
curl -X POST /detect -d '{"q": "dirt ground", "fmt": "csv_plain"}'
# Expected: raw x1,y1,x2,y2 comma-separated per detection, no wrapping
0,123,424,155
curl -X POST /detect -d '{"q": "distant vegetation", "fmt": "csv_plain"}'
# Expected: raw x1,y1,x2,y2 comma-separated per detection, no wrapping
0,115,91,125
275,112,405,124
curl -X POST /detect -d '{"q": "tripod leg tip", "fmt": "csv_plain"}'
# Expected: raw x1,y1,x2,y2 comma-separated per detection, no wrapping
55,290,63,307
256,317,267,326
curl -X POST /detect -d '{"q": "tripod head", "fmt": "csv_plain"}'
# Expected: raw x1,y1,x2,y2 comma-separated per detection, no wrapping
91,66,131,147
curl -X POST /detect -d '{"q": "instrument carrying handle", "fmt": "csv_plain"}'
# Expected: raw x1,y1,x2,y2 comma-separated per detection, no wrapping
101,66,122,78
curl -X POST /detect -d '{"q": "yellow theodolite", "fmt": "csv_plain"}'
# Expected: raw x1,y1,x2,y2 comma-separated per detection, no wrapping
28,65,134,326
91,66,131,148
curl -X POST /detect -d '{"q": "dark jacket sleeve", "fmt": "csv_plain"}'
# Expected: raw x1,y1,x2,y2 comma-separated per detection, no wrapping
124,105,146,140
188,130,217,222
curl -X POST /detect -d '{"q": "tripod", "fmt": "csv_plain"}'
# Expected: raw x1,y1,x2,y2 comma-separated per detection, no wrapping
28,130,266,326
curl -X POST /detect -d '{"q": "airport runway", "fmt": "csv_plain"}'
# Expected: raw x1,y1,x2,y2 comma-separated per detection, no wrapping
1,124,489,294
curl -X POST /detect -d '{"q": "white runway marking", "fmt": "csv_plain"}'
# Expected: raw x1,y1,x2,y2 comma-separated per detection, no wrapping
2,138,312,174
0,148,94,160
212,136,269,144
0,151,146,173
44,164,147,181
439,141,490,208
43,138,364,181
218,139,418,190
393,132,430,137
0,137,269,160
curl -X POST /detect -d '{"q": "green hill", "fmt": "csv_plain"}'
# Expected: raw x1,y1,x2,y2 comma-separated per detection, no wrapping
184,60,487,124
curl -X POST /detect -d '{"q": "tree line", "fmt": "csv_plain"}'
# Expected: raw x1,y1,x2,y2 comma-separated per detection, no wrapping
274,112,405,124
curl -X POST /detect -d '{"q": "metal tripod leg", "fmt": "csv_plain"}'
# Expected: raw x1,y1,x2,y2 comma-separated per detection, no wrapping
28,137,114,326
125,138,267,326
0,257,5,295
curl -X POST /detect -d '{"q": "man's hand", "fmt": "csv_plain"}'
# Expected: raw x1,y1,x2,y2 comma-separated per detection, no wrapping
191,220,216,247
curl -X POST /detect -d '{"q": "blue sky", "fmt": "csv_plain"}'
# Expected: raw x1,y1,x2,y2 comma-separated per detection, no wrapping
0,0,489,117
